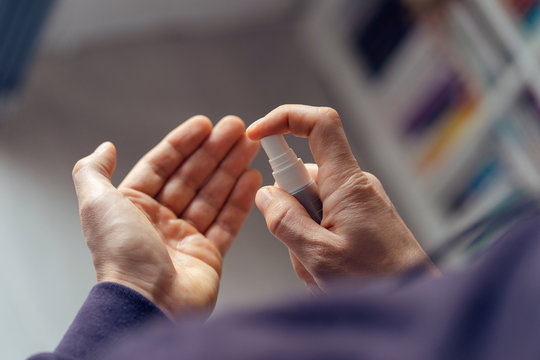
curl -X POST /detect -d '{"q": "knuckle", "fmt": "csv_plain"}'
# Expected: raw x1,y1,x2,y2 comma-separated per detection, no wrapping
317,107,344,134
147,155,170,182
274,104,298,119
329,170,383,211
72,158,89,179
310,243,343,278
267,205,294,238
318,107,341,122
198,190,221,211
363,172,393,206
363,171,381,185
345,171,394,210
361,171,387,196
359,172,380,190
342,169,372,190
276,104,291,112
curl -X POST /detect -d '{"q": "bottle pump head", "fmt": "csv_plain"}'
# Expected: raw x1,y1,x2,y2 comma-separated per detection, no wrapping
260,135,313,194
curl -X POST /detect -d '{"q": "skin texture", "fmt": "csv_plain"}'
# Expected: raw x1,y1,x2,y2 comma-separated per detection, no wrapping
72,115,261,317
247,105,437,293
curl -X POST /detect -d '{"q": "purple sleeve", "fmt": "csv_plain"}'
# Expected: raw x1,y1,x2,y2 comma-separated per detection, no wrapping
28,214,540,359
28,282,168,360
99,214,540,360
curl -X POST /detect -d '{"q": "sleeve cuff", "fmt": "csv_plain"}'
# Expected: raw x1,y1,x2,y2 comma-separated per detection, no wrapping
54,282,169,360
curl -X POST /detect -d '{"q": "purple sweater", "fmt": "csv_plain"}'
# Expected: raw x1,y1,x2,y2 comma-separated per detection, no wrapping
29,214,540,360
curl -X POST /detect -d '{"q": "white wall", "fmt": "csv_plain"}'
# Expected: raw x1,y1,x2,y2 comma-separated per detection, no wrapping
43,0,297,50
2,2,318,358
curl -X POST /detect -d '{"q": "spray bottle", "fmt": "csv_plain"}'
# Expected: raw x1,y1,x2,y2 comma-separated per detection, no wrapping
260,135,323,223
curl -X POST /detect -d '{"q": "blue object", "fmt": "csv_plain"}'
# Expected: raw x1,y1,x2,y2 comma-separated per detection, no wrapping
352,0,414,76
447,157,501,214
523,3,540,32
0,0,55,97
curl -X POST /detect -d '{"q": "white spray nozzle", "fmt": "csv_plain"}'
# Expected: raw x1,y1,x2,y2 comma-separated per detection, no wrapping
260,135,289,159
260,135,313,194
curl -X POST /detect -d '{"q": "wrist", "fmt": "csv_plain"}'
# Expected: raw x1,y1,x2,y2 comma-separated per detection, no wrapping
98,275,175,318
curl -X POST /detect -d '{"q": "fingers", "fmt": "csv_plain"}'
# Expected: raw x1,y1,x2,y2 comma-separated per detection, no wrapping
119,115,212,197
205,169,262,255
255,185,332,260
182,135,259,233
72,142,117,205
156,116,245,215
246,105,364,199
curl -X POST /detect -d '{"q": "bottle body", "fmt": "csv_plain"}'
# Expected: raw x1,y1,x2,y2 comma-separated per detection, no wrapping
291,180,323,224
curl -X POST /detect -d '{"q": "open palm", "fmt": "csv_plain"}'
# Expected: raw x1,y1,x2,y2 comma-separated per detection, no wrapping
72,115,261,317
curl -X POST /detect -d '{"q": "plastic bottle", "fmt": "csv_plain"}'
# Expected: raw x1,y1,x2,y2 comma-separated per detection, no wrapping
260,135,323,223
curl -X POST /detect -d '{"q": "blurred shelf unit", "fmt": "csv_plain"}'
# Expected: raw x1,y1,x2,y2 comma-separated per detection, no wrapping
301,0,540,249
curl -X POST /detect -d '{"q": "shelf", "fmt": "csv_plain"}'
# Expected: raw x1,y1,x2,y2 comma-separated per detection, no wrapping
474,0,540,98
422,63,522,192
300,0,540,248
300,0,446,247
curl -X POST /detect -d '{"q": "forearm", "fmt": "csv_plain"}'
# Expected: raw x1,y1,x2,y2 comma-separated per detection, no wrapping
28,282,169,360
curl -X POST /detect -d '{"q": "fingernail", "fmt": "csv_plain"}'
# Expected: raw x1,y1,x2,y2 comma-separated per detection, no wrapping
246,118,263,133
255,188,272,212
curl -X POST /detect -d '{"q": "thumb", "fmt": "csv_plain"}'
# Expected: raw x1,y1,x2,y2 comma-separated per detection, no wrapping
255,186,330,260
72,142,117,204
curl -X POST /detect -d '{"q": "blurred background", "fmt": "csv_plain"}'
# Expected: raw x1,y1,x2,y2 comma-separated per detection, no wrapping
2,0,540,358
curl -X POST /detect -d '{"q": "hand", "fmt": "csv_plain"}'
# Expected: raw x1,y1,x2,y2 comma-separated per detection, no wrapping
246,105,436,293
72,115,261,317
